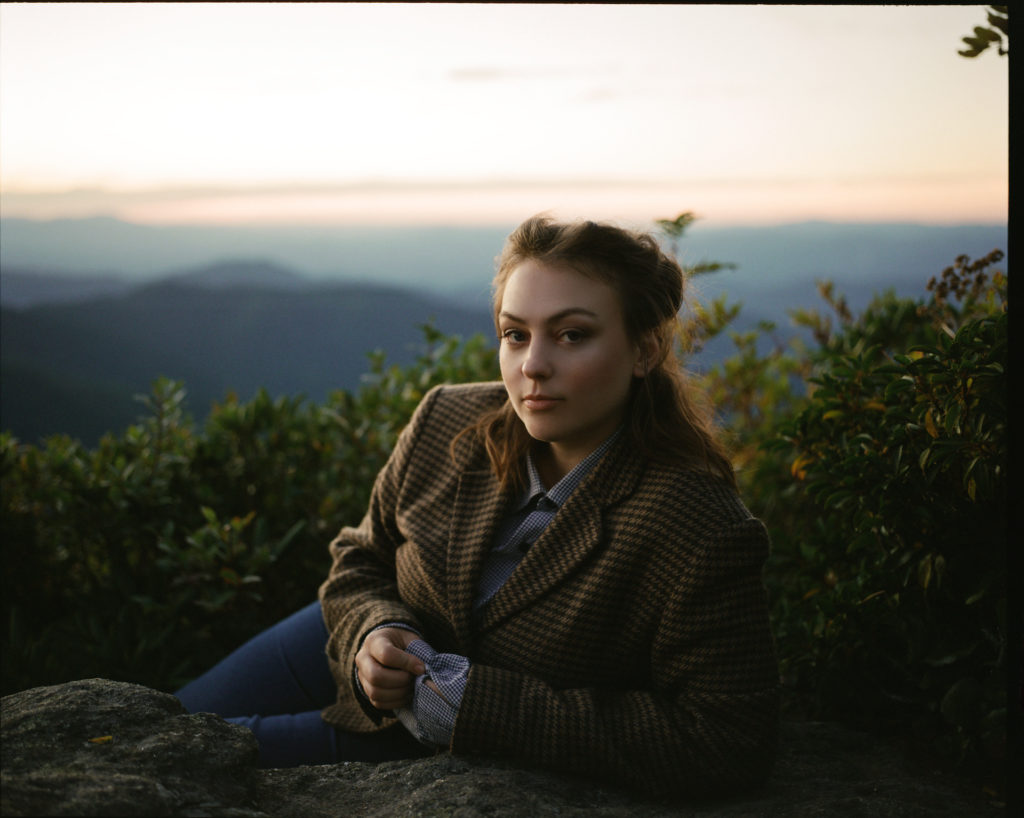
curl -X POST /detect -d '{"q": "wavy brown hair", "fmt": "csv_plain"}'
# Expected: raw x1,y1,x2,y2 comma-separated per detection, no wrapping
456,214,736,493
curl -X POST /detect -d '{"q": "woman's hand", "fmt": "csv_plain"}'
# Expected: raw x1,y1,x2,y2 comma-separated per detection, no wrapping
355,627,425,710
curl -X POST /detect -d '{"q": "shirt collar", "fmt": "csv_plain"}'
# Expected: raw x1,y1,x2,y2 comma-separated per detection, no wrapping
515,427,623,512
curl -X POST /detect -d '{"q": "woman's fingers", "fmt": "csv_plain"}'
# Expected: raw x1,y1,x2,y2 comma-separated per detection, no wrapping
356,628,425,709
357,658,413,709
368,637,425,675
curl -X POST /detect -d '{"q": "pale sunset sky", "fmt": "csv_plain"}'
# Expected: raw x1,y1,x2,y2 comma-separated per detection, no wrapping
0,3,1009,228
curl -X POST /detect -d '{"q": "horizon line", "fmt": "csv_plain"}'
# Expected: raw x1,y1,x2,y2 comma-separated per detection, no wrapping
0,213,1009,230
0,214,1008,234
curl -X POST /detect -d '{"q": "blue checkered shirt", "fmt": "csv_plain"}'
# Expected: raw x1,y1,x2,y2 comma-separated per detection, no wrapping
366,431,620,747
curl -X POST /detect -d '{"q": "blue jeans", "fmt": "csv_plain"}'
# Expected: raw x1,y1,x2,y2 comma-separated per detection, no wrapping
174,601,429,768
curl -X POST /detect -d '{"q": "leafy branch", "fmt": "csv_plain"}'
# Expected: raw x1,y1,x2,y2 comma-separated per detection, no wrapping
958,5,1008,58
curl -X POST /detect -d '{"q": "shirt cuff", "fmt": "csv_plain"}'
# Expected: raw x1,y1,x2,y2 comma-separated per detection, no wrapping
396,639,470,747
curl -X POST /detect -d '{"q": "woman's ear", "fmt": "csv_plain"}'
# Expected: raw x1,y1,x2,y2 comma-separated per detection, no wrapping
633,331,661,377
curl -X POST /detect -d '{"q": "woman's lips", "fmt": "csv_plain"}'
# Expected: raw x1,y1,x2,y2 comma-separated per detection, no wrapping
522,395,561,411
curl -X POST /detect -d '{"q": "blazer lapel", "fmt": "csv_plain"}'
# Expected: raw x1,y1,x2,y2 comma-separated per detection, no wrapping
476,435,645,632
477,491,601,631
446,467,509,653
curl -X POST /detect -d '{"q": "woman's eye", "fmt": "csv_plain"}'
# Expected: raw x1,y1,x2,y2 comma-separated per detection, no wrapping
501,329,526,344
560,329,586,343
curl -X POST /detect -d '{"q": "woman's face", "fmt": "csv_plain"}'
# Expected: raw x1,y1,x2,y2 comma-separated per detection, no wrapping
498,259,644,477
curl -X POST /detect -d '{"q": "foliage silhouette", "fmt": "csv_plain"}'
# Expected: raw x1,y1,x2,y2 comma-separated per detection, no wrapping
958,5,1008,58
657,213,1007,793
1,325,499,694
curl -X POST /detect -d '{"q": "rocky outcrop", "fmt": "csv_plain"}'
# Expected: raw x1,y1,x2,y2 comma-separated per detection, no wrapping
1,678,997,817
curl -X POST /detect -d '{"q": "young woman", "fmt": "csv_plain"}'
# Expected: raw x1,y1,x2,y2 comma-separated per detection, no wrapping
176,215,779,798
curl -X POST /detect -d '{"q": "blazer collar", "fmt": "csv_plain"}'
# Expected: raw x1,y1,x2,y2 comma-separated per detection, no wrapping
448,433,645,641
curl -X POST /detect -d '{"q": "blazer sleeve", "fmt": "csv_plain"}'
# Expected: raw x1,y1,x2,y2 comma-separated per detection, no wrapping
450,515,779,799
317,386,441,724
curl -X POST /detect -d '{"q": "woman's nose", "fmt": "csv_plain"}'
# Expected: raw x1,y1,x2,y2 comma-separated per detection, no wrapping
521,341,552,379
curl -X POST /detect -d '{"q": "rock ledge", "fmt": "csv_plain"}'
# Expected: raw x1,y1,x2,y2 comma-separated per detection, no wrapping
1,678,996,816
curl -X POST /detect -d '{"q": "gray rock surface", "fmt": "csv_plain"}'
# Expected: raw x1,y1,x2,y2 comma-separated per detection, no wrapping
1,678,999,817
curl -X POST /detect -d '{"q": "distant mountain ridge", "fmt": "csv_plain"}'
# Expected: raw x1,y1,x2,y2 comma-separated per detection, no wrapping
159,259,310,290
0,220,1009,445
1,268,136,308
0,217,1007,301
0,217,513,298
1,259,316,309
1,271,495,445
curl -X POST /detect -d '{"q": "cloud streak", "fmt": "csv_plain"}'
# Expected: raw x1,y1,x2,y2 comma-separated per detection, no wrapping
1,175,1006,228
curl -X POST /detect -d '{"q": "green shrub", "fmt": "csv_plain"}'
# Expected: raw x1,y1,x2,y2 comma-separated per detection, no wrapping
659,213,1007,787
1,326,498,694
761,252,1007,784
659,214,1008,788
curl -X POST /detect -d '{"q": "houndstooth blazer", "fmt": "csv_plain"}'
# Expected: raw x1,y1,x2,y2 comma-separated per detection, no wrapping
319,381,779,798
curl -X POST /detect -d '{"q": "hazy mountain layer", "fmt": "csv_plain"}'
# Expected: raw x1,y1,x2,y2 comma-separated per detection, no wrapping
1,278,493,445
0,220,1008,445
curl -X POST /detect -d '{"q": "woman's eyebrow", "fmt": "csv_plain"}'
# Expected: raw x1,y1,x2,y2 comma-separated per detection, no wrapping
498,307,599,324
